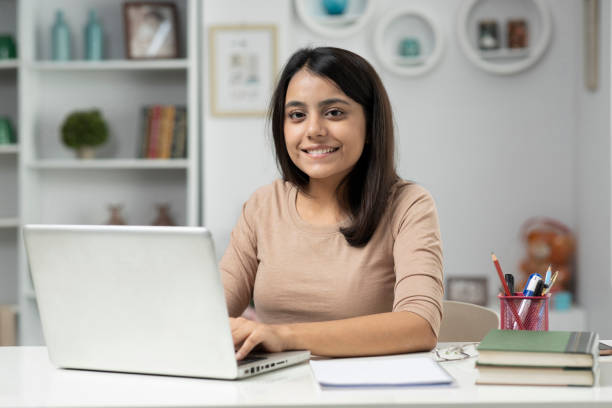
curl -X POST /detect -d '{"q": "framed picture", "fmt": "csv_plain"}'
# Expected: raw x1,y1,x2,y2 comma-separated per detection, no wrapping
123,2,180,59
446,277,488,306
209,25,278,117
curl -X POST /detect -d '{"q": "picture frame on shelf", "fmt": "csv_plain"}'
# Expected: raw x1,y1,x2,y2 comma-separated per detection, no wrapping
446,276,488,306
123,2,180,59
208,25,278,117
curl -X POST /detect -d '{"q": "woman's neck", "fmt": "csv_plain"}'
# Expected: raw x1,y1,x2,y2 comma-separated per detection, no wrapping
296,179,347,226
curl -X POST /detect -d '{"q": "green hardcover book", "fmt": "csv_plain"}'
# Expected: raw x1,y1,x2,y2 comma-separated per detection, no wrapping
477,329,599,368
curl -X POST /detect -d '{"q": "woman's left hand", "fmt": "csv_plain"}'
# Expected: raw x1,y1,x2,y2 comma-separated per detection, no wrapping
230,317,292,360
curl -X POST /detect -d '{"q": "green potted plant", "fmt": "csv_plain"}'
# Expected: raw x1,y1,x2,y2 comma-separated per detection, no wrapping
60,109,108,159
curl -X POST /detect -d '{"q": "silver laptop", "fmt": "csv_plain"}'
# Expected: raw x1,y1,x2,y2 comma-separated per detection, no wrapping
23,224,310,379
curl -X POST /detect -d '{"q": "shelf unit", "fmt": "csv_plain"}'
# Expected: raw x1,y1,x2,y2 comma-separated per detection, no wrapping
0,0,20,339
17,0,199,345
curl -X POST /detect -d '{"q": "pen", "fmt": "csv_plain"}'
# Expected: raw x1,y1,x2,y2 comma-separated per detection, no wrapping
505,273,515,295
542,270,558,295
544,265,552,286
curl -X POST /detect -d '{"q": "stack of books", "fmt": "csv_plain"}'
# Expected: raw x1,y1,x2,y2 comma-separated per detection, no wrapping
138,105,187,159
476,329,600,386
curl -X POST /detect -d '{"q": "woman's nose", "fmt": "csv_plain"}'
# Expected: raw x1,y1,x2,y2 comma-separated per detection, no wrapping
305,115,327,139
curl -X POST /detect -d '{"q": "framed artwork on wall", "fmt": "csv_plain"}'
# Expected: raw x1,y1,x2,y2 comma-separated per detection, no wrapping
208,25,278,117
123,2,180,59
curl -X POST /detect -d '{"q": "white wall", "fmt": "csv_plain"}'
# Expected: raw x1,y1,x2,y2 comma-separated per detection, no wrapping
576,0,612,337
202,1,584,312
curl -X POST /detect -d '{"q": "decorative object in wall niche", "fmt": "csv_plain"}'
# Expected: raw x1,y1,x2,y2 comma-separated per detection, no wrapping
446,277,488,306
60,109,108,159
507,19,528,49
152,203,175,226
294,0,375,38
51,10,71,61
322,0,348,16
374,7,444,77
208,25,277,117
477,20,500,51
106,204,126,225
123,2,179,59
456,0,552,75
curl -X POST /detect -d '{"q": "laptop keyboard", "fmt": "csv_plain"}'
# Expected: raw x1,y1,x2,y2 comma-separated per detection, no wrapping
237,356,266,366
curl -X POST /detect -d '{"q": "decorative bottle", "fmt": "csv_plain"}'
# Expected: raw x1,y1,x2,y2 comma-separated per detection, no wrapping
52,10,71,60
84,9,103,60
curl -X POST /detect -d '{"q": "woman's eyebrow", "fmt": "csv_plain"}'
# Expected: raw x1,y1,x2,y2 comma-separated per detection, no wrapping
285,98,350,109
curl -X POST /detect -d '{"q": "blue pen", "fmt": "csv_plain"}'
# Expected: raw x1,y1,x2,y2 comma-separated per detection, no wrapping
544,266,552,286
513,273,542,329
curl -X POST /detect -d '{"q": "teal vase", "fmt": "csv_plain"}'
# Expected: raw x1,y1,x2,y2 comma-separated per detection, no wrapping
52,10,71,60
84,10,103,60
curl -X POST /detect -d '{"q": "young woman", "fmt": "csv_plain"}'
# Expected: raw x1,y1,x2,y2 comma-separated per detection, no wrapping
220,47,443,360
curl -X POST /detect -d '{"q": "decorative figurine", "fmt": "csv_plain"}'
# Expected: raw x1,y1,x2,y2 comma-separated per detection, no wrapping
106,204,126,225
152,204,175,226
478,20,500,51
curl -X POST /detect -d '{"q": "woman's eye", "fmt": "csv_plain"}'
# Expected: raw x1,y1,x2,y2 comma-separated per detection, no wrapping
326,109,344,118
288,111,305,120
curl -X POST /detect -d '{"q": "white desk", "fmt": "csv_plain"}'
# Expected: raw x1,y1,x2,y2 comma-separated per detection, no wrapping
2,345,612,408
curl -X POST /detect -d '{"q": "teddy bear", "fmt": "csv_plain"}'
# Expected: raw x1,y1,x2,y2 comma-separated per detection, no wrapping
518,217,575,295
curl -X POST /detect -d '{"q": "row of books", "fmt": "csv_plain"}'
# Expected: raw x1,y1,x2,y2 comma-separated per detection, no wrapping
138,105,187,159
476,329,600,387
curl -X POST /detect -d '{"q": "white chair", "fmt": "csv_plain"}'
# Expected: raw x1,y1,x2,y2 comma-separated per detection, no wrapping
438,300,500,342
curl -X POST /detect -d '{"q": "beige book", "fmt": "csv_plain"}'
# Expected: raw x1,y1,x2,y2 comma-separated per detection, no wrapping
0,305,17,346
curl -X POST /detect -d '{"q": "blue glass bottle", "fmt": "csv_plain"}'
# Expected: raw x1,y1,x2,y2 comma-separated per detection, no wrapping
85,10,103,60
52,10,71,60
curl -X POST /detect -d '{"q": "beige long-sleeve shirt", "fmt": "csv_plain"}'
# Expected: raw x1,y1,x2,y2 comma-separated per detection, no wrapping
220,179,444,335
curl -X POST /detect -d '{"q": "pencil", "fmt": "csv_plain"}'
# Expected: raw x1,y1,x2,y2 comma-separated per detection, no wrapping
492,253,511,296
492,252,525,330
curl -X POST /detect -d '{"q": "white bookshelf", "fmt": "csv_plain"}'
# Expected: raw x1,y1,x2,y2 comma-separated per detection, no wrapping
17,0,200,345
0,0,20,336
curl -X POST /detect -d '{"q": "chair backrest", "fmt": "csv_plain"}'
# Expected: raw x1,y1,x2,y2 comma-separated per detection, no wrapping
438,300,500,342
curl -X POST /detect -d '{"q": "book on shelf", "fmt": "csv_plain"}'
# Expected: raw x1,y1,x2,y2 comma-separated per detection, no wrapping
0,304,17,346
475,329,599,387
138,105,187,159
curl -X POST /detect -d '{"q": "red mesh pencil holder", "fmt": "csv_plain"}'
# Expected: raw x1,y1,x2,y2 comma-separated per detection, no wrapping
498,293,550,331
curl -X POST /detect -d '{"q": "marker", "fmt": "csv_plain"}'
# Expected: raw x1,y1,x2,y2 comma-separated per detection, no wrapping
513,273,542,329
504,273,515,295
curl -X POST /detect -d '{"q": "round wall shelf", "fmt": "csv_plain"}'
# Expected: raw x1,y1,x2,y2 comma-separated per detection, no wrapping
373,7,444,77
457,0,552,75
294,0,375,38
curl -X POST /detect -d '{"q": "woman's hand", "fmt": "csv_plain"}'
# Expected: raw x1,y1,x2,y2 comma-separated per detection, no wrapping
230,317,292,360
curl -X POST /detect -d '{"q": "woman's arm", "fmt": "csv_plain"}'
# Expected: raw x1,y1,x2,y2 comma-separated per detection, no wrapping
232,311,436,360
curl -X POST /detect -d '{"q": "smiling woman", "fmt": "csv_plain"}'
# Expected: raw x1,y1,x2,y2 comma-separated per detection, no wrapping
220,47,443,360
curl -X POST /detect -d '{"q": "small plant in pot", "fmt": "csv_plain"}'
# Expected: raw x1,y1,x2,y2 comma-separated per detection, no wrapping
61,109,108,159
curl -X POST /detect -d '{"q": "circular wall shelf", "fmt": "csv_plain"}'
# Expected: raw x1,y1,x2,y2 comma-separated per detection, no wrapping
457,0,552,75
294,0,375,38
373,7,444,77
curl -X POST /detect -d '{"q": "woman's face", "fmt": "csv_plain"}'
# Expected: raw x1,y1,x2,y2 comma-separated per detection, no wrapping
283,68,366,187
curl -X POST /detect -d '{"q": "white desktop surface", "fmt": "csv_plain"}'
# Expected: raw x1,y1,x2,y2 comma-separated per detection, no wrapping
2,344,612,408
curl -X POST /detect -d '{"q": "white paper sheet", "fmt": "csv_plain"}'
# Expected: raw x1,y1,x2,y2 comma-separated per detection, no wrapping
310,356,453,387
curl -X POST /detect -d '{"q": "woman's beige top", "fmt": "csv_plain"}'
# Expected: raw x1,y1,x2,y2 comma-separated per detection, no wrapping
220,179,444,335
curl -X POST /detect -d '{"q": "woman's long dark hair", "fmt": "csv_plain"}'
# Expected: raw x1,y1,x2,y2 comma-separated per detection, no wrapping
269,47,398,247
